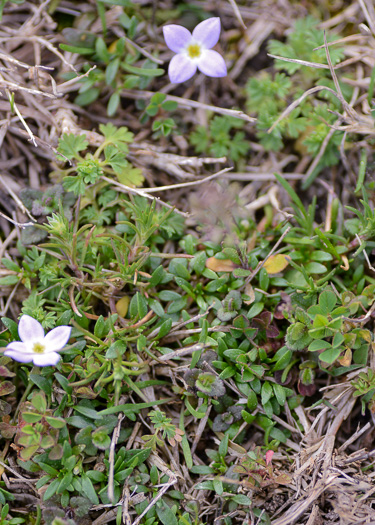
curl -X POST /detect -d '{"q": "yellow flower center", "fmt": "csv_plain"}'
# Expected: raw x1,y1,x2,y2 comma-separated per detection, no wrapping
32,342,45,354
187,43,201,58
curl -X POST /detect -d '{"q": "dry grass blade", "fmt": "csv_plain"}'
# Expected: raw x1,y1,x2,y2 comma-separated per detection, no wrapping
358,0,375,36
121,89,256,123
267,54,333,70
272,473,340,525
227,0,247,29
267,85,340,134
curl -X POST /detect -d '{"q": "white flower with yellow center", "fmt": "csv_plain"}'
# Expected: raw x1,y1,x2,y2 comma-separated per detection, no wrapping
163,17,227,83
4,315,71,367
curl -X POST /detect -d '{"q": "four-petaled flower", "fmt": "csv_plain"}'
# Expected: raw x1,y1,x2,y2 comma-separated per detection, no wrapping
4,315,71,367
163,17,227,83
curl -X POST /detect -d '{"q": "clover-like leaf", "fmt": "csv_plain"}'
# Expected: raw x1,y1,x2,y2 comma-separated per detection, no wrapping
285,322,313,350
195,372,225,397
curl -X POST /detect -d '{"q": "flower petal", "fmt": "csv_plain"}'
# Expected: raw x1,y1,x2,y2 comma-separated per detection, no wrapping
18,315,44,344
192,17,221,49
5,342,34,354
163,24,192,53
4,350,33,363
32,352,61,367
44,326,71,352
168,54,197,83
197,50,227,77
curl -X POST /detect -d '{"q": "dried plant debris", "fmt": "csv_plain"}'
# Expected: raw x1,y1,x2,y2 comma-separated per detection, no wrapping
1,0,375,524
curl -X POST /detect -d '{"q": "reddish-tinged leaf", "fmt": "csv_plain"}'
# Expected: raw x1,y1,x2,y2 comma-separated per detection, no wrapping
297,380,317,396
273,472,292,485
74,386,97,399
265,450,274,465
20,445,39,461
0,381,15,396
0,422,16,439
0,366,15,378
0,400,12,416
48,444,63,460
266,325,280,338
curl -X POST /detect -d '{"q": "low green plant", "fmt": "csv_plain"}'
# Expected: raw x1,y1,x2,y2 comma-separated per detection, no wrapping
285,287,372,365
60,7,163,115
0,503,24,525
245,16,352,187
352,369,375,414
56,123,143,192
141,409,184,449
190,116,249,163
143,92,178,136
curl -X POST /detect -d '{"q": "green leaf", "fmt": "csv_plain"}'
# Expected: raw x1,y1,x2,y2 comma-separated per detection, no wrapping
218,434,228,457
43,479,60,500
75,88,100,106
57,472,73,494
1,258,20,272
98,398,172,416
157,318,172,339
148,299,165,318
94,316,106,338
247,302,264,319
37,462,59,477
31,392,47,413
190,465,215,475
121,63,164,77
92,427,111,450
261,381,273,405
308,339,331,352
159,291,181,301
107,92,120,117
272,348,292,371
114,165,144,187
129,292,148,319
318,290,337,314
232,494,252,505
1,317,19,339
332,332,345,347
81,472,99,504
22,412,42,423
105,57,120,85
273,383,286,406
149,265,165,287
213,478,224,495
0,275,19,286
241,410,256,424
311,250,333,262
45,416,66,429
29,374,52,396
156,500,178,525
74,406,102,420
58,133,88,160
319,347,342,364
305,262,327,274
62,175,86,196
59,43,94,55
99,123,133,144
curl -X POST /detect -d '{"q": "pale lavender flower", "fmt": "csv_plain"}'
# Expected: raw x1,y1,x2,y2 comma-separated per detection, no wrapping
4,315,71,367
163,17,227,83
